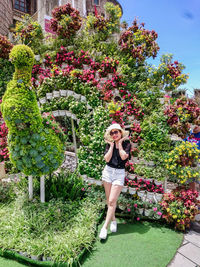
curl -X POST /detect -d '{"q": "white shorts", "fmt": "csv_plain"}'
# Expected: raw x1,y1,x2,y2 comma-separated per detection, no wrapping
102,165,125,186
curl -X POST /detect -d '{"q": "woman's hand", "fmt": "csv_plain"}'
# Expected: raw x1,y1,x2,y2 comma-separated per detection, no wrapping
105,139,114,146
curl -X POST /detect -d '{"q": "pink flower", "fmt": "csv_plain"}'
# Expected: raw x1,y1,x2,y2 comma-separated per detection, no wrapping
81,188,85,191
137,217,140,221
127,208,131,212
134,204,137,208
153,207,157,211
157,212,162,216
46,121,49,124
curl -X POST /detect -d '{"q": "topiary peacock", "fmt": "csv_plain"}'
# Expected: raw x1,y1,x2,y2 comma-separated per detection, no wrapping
1,45,65,176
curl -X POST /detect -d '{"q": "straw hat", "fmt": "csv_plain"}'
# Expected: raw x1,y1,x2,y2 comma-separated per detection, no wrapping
104,123,129,142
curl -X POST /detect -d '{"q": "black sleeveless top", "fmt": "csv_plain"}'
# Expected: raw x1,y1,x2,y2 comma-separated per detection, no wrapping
104,140,131,169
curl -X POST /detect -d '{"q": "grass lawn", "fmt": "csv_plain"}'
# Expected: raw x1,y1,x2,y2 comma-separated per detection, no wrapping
82,218,183,267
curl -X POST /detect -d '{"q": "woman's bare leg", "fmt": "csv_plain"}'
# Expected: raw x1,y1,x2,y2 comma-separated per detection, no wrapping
103,181,116,221
103,184,123,229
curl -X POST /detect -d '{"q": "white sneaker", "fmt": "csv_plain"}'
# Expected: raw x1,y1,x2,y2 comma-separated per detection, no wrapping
99,227,108,239
110,221,117,232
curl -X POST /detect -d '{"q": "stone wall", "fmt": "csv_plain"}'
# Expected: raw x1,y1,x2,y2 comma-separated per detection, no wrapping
0,0,13,36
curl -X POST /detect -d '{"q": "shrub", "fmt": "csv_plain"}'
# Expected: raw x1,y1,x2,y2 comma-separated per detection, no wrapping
14,15,44,54
161,187,199,231
1,45,64,176
0,35,13,59
50,4,82,39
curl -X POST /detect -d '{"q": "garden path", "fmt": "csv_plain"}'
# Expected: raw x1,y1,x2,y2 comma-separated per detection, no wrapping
168,230,200,267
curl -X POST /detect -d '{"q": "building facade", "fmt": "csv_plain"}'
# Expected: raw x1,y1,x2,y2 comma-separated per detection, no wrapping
0,0,13,36
37,0,122,30
0,0,122,36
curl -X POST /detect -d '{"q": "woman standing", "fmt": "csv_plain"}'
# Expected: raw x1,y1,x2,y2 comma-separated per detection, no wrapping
99,123,131,239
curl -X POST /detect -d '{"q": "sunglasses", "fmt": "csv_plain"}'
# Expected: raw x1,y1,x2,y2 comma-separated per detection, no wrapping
110,130,119,136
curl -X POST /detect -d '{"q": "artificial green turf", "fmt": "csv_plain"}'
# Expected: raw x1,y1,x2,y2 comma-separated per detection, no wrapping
0,256,26,267
82,218,183,267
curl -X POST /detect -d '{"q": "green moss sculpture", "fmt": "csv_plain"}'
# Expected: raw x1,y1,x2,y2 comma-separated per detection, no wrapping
1,45,65,176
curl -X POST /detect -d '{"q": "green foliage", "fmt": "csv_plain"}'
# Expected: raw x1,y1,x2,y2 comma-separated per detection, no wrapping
78,106,110,178
14,15,44,54
0,180,16,203
0,194,103,263
0,58,14,98
45,170,85,201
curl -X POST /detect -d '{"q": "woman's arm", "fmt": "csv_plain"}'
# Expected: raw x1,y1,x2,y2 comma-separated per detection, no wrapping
118,137,130,161
104,142,114,162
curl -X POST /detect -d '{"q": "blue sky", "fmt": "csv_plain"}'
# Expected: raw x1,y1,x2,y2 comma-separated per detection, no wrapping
120,0,200,96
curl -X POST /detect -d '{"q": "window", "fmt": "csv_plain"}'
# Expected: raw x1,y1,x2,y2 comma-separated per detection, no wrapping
93,0,100,5
14,0,30,13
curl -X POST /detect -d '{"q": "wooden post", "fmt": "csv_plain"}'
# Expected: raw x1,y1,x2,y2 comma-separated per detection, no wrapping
71,117,78,168
40,175,45,203
28,176,33,200
164,177,168,193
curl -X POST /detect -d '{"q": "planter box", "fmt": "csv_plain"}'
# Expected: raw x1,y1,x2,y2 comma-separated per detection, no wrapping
159,98,165,104
62,63,68,69
73,93,80,100
81,95,86,102
83,64,90,70
118,203,126,210
129,187,136,195
128,173,135,180
65,111,72,117
59,110,66,116
87,178,95,184
138,208,144,215
170,134,182,141
67,90,74,97
60,90,67,97
146,192,155,201
53,91,60,98
108,73,113,79
137,190,146,199
95,180,102,186
144,209,151,217
52,110,59,117
35,55,40,61
114,89,119,95
87,104,92,110
155,193,163,202
121,186,128,193
46,93,53,99
71,114,77,120
82,174,87,180
155,180,163,186
95,72,100,80
39,97,46,104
